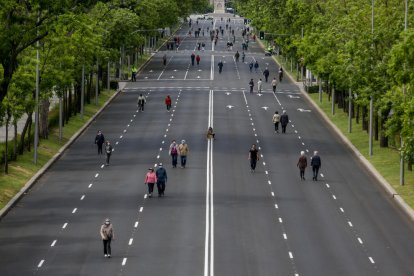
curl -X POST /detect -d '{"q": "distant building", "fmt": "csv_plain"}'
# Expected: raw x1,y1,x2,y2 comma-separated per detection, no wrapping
212,0,225,13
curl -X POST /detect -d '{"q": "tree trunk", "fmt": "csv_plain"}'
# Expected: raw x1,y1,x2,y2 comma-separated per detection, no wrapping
356,104,360,124
374,112,379,141
362,106,368,131
27,114,32,152
18,112,32,154
13,120,17,160
4,111,10,174
39,98,50,139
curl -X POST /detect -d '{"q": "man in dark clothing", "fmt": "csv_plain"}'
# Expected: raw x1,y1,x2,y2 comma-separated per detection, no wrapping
311,151,322,181
249,79,254,93
95,131,105,154
191,53,195,66
254,61,259,72
218,60,224,73
156,163,168,197
263,68,270,82
105,141,113,166
248,144,259,172
280,110,289,133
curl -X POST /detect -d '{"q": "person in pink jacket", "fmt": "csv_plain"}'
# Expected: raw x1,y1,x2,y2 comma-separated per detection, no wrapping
145,168,157,198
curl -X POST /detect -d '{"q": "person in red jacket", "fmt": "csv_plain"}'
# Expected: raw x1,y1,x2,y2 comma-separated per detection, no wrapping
165,95,172,111
196,54,201,65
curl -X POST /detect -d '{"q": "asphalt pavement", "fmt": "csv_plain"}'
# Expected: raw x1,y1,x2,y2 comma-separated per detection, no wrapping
1,14,414,276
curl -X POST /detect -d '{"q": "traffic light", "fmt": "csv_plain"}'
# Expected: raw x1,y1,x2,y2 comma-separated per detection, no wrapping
259,31,265,40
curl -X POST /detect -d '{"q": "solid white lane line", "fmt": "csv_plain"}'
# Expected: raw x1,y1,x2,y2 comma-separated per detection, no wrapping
122,258,127,266
210,55,215,80
88,183,93,188
51,240,57,247
128,238,133,245
72,208,77,214
38,260,45,268
139,207,143,212
80,195,85,200
62,223,68,229
134,221,139,228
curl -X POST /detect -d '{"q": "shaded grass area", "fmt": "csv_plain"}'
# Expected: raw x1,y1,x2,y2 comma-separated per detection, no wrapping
0,90,115,209
308,92,414,207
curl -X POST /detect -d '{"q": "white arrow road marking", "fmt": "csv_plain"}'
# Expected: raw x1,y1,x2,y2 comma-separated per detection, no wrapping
261,106,269,110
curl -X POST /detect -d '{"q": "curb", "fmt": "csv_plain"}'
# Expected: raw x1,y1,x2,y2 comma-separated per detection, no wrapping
255,39,414,220
0,88,122,219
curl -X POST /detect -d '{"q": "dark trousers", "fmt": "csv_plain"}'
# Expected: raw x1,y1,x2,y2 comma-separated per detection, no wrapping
138,103,144,111
132,73,136,82
106,153,111,165
103,239,111,255
250,86,253,93
274,122,279,132
273,85,276,92
157,180,166,195
312,166,320,180
171,154,178,167
180,155,187,167
97,144,103,154
299,169,305,180
166,104,171,110
250,158,257,170
281,124,287,133
147,183,155,195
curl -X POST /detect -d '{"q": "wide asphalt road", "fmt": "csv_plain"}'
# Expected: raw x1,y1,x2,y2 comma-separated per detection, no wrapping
1,14,414,276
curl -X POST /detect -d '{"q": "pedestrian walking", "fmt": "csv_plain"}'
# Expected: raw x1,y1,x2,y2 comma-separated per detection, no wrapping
263,68,270,82
206,126,215,139
257,78,263,94
100,218,114,258
242,52,245,62
131,66,138,82
163,54,167,66
280,110,289,133
249,61,253,72
196,54,201,65
178,140,189,168
95,130,105,154
191,52,195,66
137,94,146,112
235,51,240,62
105,141,113,166
297,151,307,180
271,77,277,93
279,67,284,82
311,151,322,181
254,60,259,72
156,163,167,197
248,144,259,172
165,95,172,111
169,140,178,168
145,168,157,198
249,78,254,93
218,60,224,74
272,111,280,133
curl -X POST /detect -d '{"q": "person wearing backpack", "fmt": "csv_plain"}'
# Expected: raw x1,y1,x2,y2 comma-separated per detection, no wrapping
169,140,178,168
272,111,280,133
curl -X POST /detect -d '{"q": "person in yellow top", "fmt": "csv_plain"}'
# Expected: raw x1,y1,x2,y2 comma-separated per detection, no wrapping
178,140,189,168
131,66,138,82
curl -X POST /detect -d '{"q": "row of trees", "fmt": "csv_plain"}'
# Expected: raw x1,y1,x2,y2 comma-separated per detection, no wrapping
0,0,210,172
236,0,414,170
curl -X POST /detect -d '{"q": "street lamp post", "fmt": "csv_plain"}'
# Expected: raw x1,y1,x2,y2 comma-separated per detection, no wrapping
369,0,374,156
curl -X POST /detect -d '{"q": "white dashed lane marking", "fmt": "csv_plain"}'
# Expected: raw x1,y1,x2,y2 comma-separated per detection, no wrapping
72,208,77,214
134,221,139,228
37,260,45,268
122,258,127,266
128,238,133,246
62,223,68,229
51,240,57,247
80,195,85,200
139,207,143,213
88,183,93,188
